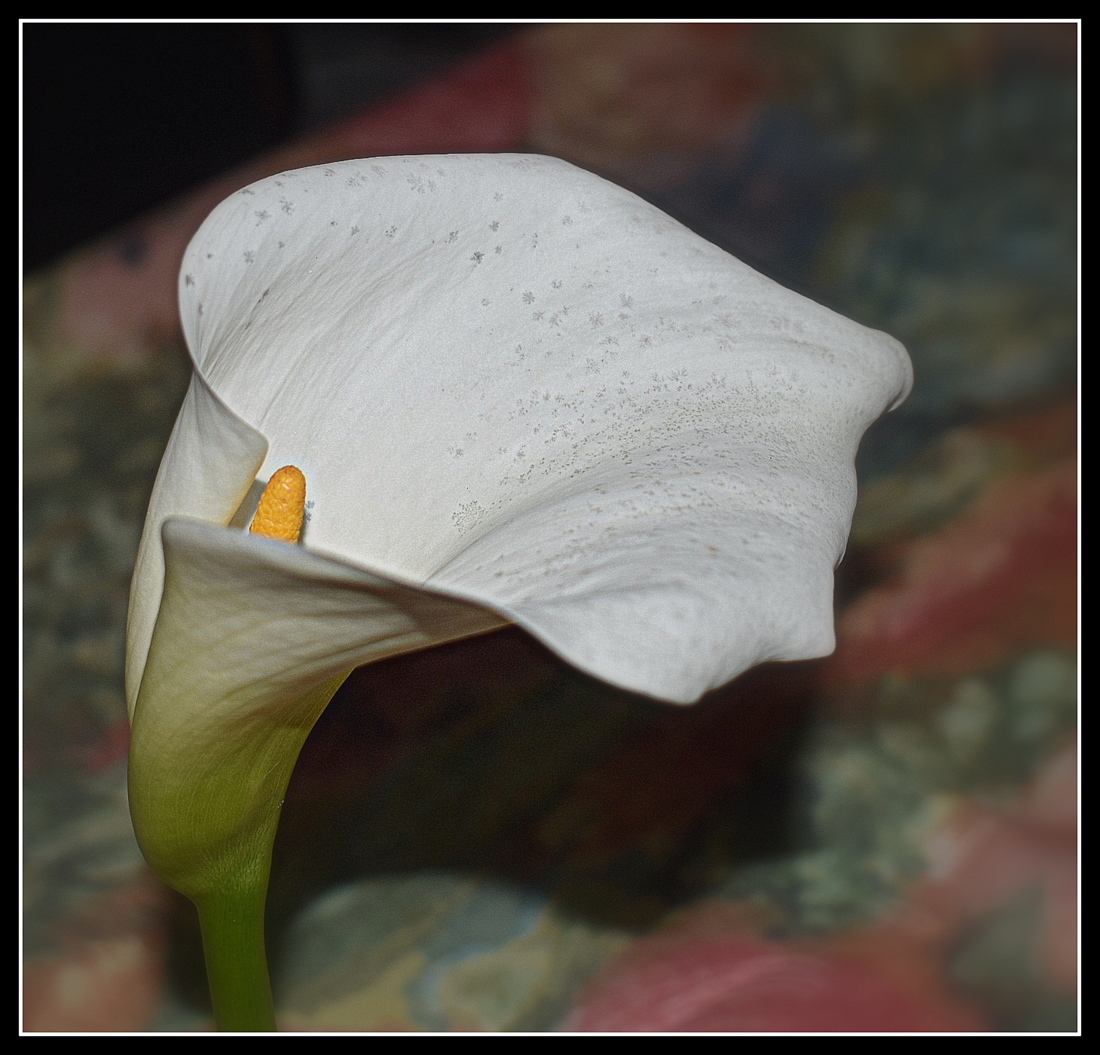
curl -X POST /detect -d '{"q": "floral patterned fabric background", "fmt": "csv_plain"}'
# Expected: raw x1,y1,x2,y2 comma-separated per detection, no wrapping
23,24,1077,1032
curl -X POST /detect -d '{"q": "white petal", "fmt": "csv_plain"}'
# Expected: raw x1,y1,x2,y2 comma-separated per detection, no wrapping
132,154,910,708
133,518,506,735
126,371,267,713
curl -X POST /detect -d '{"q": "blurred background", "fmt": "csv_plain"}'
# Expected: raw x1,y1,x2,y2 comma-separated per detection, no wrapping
23,23,1077,1033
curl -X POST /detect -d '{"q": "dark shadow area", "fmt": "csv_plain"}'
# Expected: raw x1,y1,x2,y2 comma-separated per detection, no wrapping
22,22,523,272
253,628,820,1008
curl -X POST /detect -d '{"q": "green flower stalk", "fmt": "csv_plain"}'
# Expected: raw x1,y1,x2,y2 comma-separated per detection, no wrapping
125,154,912,1030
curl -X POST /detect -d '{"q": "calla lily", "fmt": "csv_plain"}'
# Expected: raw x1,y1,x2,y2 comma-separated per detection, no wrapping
124,153,910,1028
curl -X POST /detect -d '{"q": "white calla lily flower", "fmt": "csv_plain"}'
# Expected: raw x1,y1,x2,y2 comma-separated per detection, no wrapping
126,153,910,906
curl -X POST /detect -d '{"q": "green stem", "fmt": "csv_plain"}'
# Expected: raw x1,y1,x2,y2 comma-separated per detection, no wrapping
130,672,354,1031
194,882,277,1032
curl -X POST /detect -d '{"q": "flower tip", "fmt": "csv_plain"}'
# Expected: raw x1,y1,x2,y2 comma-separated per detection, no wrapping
249,465,306,543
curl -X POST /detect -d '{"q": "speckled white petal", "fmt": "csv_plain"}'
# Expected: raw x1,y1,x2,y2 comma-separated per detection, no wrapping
130,153,911,710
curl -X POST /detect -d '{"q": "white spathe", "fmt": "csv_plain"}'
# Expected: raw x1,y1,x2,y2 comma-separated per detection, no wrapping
127,153,911,726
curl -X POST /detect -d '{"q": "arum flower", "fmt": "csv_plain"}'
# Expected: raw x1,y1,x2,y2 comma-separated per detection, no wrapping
125,153,911,1030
